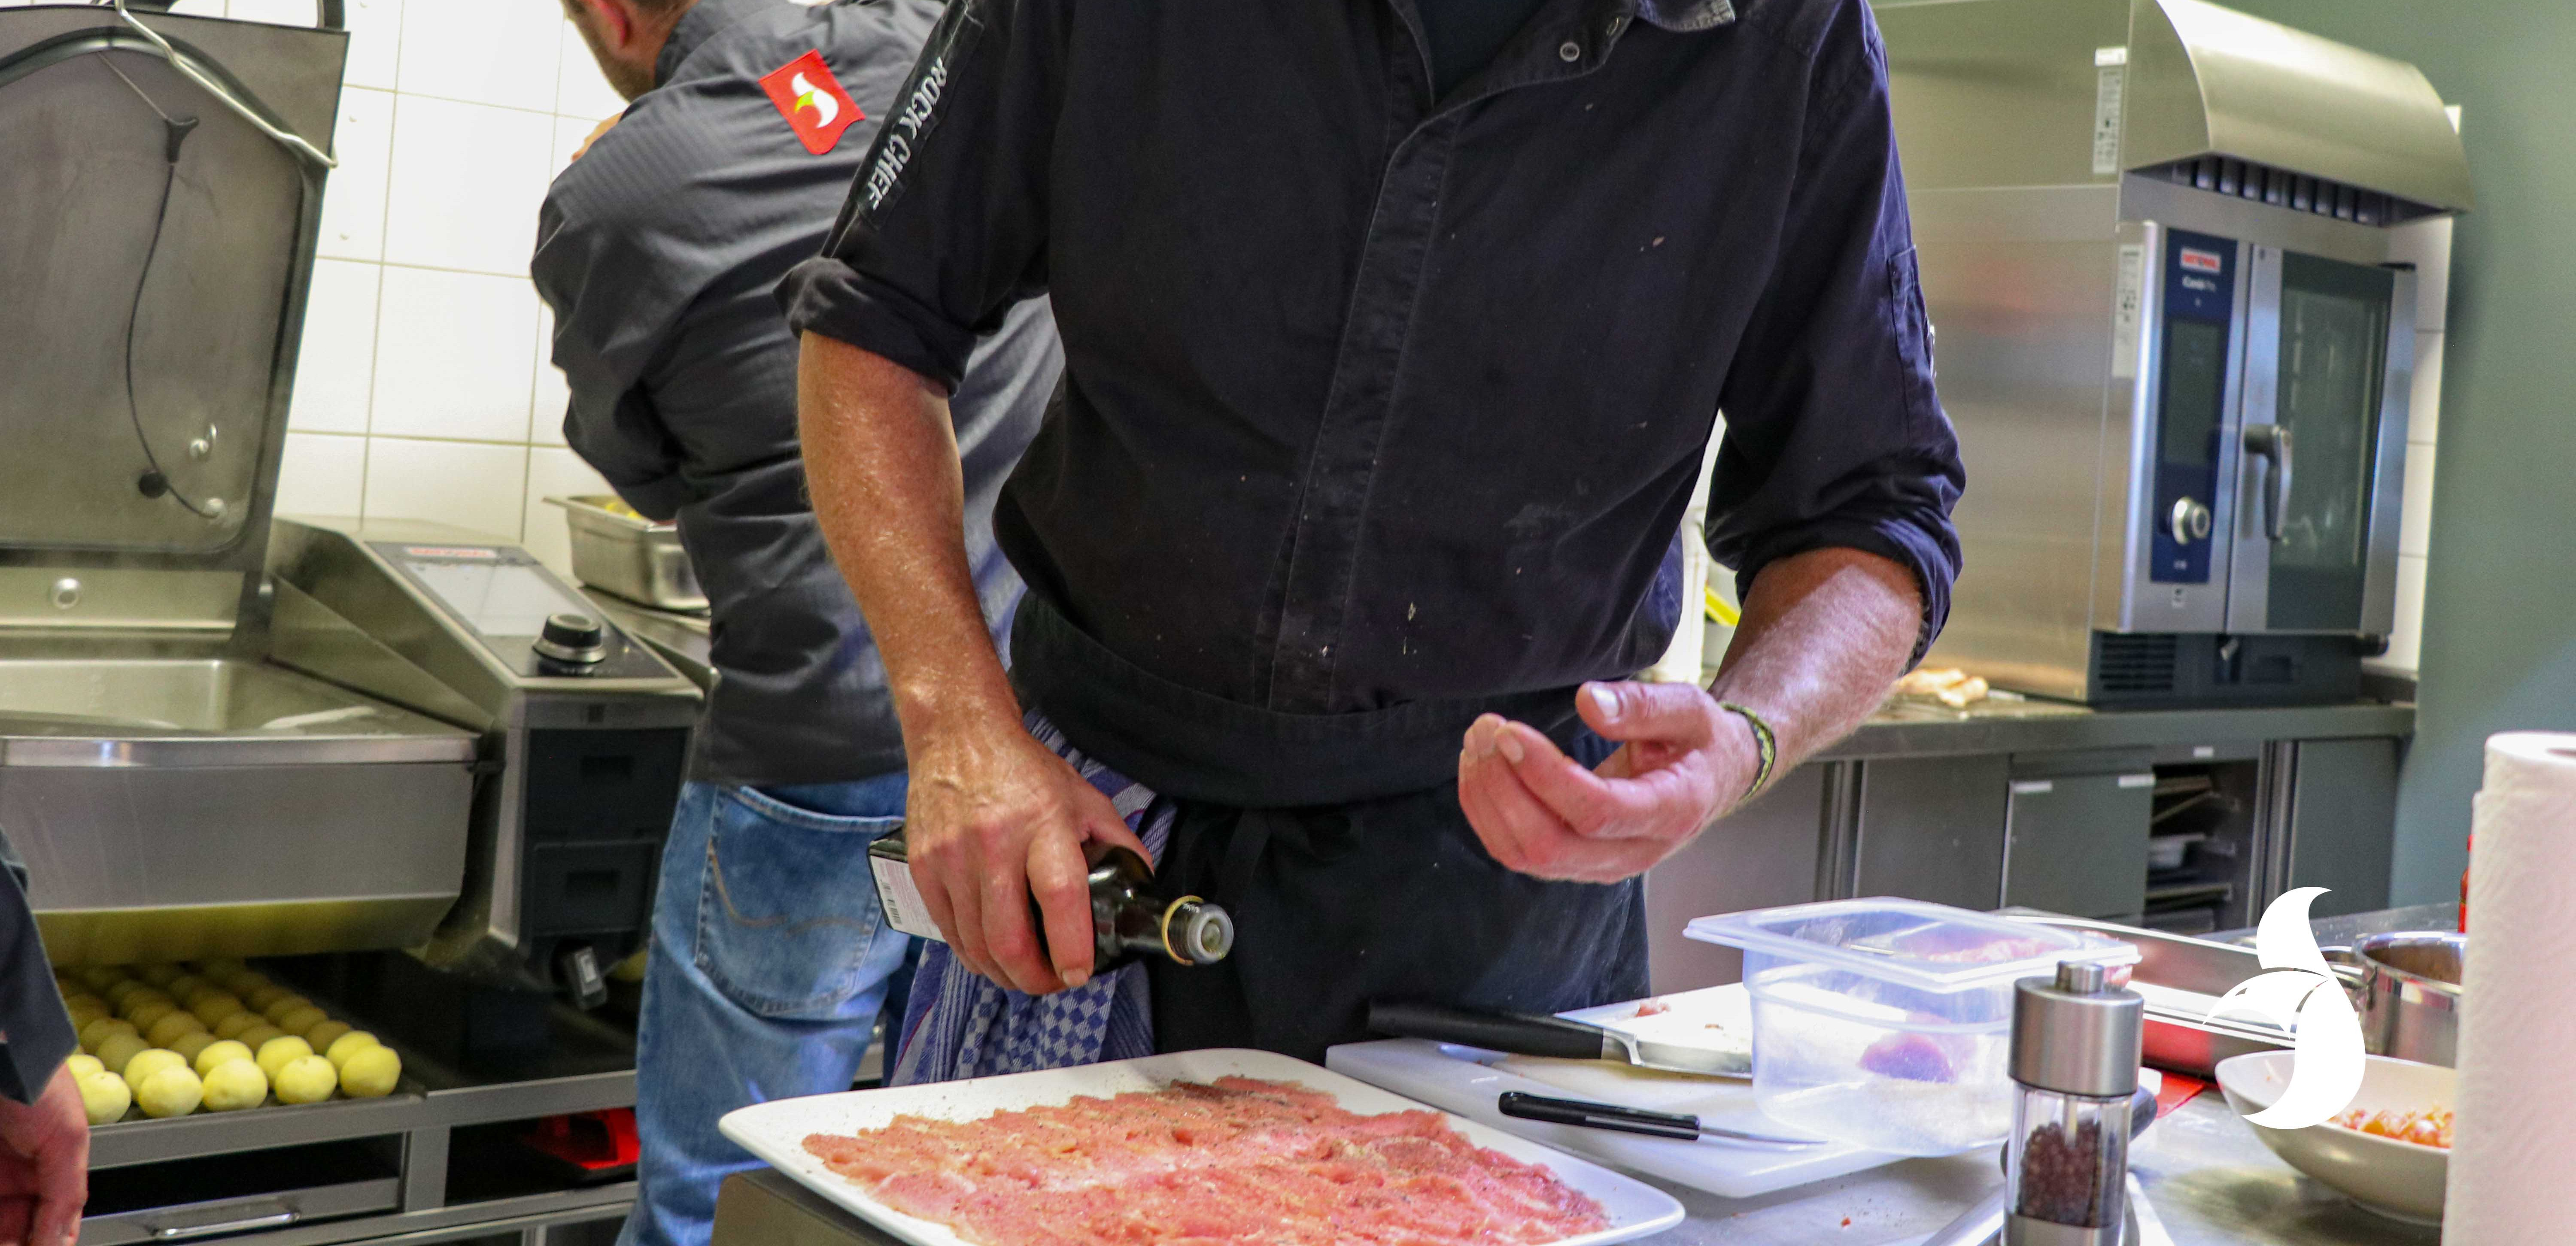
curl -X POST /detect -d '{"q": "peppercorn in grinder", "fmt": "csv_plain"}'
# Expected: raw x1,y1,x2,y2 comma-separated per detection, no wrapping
2004,961,2144,1246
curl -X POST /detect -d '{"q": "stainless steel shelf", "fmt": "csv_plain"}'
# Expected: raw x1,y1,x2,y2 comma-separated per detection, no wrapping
204,1183,633,1246
91,1091,435,1170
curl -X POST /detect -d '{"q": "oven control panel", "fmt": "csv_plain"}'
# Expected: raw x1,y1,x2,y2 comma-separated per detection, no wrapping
2149,230,2237,585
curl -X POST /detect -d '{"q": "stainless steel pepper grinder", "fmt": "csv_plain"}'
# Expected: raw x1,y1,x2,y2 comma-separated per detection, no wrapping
2004,960,2145,1246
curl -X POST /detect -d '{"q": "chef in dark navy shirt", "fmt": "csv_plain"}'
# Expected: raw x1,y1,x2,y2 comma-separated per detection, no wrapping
782,0,1965,1061
535,0,1057,1241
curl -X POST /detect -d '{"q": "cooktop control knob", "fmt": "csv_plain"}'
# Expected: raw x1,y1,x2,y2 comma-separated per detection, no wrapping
532,612,611,665
2169,497,2212,543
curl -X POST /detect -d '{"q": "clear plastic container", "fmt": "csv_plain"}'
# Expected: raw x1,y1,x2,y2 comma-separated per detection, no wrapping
1686,899,2137,1155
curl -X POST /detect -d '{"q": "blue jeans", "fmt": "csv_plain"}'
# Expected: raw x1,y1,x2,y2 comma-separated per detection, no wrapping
617,776,917,1246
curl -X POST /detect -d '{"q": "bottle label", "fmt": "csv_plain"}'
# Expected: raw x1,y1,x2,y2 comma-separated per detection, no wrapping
872,852,943,942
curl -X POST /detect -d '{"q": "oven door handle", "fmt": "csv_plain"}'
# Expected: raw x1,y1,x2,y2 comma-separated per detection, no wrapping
2244,424,2293,541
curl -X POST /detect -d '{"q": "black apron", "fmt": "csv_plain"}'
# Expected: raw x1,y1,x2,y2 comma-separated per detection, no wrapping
1012,597,1649,1064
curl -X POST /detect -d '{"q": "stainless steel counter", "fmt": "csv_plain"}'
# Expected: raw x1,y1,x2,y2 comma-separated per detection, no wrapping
707,1084,2424,1246
1824,698,2413,762
1635,1088,2431,1246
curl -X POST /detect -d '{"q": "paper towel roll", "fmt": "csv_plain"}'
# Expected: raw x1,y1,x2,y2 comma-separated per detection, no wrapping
2445,732,2576,1241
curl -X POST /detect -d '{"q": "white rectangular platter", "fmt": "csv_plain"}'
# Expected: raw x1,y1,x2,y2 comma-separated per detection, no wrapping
718,1048,1685,1246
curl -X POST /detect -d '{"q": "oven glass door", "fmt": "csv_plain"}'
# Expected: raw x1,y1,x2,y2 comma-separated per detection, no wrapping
2230,250,2400,633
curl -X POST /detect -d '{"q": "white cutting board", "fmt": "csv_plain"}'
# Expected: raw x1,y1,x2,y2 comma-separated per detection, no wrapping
719,1048,1683,1246
1326,1037,1908,1199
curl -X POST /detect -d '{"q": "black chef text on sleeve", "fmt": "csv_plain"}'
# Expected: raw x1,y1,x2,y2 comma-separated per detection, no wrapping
781,0,1058,393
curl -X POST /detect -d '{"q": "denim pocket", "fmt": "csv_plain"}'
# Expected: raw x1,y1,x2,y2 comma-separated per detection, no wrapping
693,785,905,1019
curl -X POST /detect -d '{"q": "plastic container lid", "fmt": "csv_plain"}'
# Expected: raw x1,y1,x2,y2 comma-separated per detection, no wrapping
1685,898,2138,994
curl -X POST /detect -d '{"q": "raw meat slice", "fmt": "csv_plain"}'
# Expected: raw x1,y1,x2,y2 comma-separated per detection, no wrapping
801,1076,1606,1246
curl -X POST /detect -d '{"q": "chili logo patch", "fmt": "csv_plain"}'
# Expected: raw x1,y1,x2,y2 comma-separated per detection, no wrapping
760,50,862,155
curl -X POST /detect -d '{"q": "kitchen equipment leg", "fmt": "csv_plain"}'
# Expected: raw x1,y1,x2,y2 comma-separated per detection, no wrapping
403,1127,450,1213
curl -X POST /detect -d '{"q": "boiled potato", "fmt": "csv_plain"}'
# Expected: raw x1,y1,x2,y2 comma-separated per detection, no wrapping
305,1019,353,1052
169,1031,219,1065
199,958,249,980
93,1034,149,1082
146,1012,207,1049
109,984,168,1013
255,1035,313,1082
274,1005,328,1037
122,1000,176,1032
235,1024,286,1053
79,1017,137,1053
200,1059,268,1112
222,970,270,994
63,1054,102,1081
102,979,147,1007
324,1030,381,1069
242,985,290,1012
213,1011,260,1040
62,997,108,1029
337,1045,401,1099
191,1040,253,1078
79,967,126,992
170,976,216,1004
272,1055,335,1105
137,965,182,988
189,994,246,1026
121,1047,187,1087
76,1071,131,1125
259,995,312,1025
136,1066,203,1118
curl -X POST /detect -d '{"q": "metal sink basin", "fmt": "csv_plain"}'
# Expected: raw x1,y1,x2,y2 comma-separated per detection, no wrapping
0,659,477,964
0,658,464,740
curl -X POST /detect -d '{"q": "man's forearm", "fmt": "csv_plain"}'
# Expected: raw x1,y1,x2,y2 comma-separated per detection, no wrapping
796,332,1019,741
1707,547,1921,771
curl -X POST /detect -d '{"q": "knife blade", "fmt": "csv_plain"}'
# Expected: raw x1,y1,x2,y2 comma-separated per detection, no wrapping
1365,1001,1751,1077
1497,1091,1826,1147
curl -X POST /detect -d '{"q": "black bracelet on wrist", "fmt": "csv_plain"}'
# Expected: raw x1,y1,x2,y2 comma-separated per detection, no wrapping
1715,700,1777,809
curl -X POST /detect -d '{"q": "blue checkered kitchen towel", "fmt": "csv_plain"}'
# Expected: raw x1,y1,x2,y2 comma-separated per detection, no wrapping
886,711,1168,1085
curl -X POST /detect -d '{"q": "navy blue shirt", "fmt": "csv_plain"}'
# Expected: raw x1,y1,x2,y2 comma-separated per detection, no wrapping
1417,0,1554,95
784,0,1962,786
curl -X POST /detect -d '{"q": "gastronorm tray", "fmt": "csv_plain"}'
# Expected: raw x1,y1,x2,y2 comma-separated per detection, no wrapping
718,1048,1685,1246
547,495,706,611
2000,910,2291,1075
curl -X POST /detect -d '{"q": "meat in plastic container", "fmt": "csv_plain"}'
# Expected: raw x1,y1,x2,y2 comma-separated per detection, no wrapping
1686,898,2138,1156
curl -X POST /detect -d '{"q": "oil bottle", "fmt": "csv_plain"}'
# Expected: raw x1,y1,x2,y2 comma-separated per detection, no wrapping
869,830,1233,971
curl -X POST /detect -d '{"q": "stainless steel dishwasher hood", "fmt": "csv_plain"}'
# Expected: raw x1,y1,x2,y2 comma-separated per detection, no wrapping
0,1,477,964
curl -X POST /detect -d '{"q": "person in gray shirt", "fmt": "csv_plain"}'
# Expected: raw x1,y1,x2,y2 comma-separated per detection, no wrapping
534,2,1057,1243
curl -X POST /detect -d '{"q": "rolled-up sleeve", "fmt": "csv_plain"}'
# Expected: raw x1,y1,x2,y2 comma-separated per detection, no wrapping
779,0,1061,392
1705,1,1965,665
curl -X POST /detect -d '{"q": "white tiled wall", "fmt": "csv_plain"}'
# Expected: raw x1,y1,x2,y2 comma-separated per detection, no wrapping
98,0,624,572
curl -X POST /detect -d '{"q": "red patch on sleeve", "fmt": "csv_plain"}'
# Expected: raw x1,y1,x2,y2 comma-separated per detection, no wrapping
758,50,862,155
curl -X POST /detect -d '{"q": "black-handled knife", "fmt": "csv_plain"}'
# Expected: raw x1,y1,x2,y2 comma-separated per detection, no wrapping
1366,1001,1750,1076
1497,1091,1826,1148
